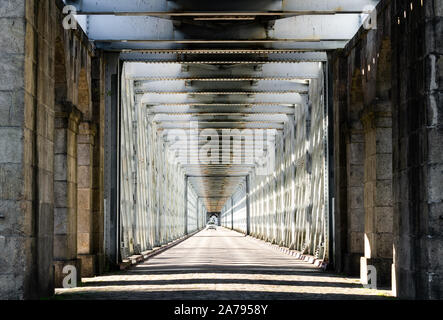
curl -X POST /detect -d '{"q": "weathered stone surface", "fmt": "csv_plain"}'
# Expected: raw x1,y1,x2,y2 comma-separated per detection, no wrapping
0,128,23,164
0,18,25,53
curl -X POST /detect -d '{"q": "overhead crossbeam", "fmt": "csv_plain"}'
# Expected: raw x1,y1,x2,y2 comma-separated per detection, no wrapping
69,0,378,14
134,80,308,92
120,51,327,62
126,62,322,80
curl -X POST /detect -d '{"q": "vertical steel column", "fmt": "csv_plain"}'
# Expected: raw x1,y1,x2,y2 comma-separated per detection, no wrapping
246,175,251,235
230,197,234,230
184,175,188,235
197,197,200,230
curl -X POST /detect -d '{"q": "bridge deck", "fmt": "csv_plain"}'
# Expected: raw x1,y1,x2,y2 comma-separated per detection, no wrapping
55,228,392,300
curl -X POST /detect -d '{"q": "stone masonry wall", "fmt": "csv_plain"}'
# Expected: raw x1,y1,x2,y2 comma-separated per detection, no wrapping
332,0,442,298
391,0,442,299
0,0,105,299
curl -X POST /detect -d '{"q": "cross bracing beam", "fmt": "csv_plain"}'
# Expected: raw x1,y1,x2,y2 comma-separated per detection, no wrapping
134,80,308,92
120,51,327,62
136,90,308,95
137,92,307,104
96,41,350,51
188,175,247,178
149,109,296,115
157,122,285,129
126,62,322,79
154,114,288,121
134,80,309,93
76,14,366,50
69,0,378,14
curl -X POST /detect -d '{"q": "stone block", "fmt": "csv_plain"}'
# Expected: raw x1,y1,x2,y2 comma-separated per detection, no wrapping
78,254,96,277
375,233,393,258
53,232,77,261
54,207,68,234
0,163,24,200
54,154,67,181
427,127,443,165
349,230,364,253
37,137,54,172
54,181,67,208
364,155,376,182
348,186,364,209
428,163,443,202
364,130,376,156
77,143,92,166
348,164,364,187
54,128,67,154
0,18,25,53
375,127,392,154
428,202,443,236
67,181,76,208
77,188,91,210
0,127,23,163
23,92,35,131
375,179,393,206
77,165,91,188
348,142,364,165
1,53,25,91
77,232,91,254
0,273,22,299
0,1,25,18
77,208,91,234
364,181,375,209
375,207,394,233
376,153,393,180
0,89,25,127
0,199,33,236
37,169,53,204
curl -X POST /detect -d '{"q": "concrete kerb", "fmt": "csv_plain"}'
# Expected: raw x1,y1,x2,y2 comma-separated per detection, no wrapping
247,235,328,270
221,227,328,270
119,229,204,270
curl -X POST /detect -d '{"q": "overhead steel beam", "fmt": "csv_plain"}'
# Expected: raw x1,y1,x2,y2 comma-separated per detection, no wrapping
120,51,327,62
134,80,308,92
136,90,308,95
154,114,288,122
157,122,284,129
137,92,306,105
126,62,322,80
96,41,350,51
188,175,246,178
70,0,378,13
76,14,365,50
147,106,296,114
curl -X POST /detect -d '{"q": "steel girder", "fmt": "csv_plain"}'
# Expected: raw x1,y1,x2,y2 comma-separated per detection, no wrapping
68,0,378,13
